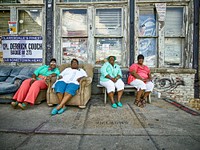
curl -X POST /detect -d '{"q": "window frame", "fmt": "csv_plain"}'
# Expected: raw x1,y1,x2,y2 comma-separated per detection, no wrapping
94,7,125,66
17,8,43,36
163,6,185,68
137,6,158,67
136,4,186,68
60,8,89,64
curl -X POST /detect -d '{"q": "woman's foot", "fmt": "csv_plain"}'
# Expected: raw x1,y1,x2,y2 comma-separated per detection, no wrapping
51,107,59,115
18,103,27,110
11,101,18,109
58,107,67,114
117,102,123,107
111,103,117,108
141,98,146,107
134,99,144,108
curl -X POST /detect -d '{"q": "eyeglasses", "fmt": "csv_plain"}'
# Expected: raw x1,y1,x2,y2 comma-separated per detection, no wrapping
50,62,56,64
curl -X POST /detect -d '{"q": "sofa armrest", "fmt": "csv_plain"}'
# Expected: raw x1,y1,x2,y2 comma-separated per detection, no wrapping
46,76,57,88
13,79,22,87
79,77,92,87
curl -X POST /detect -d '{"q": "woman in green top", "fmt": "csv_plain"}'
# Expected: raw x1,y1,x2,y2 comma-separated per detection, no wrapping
11,58,60,110
100,56,125,108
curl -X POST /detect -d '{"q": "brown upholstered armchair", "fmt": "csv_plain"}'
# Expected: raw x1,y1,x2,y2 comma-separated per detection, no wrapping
46,63,93,108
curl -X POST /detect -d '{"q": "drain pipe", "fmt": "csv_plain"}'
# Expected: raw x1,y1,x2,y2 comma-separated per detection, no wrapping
130,0,135,66
193,0,199,98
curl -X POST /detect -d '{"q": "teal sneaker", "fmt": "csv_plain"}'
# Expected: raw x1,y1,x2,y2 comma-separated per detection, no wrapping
58,107,67,114
111,103,117,108
117,102,123,107
51,107,59,115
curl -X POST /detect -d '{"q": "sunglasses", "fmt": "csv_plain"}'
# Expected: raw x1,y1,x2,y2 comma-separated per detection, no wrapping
50,62,56,64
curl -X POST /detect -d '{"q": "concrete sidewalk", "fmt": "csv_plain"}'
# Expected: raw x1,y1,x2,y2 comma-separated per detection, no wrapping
0,94,200,150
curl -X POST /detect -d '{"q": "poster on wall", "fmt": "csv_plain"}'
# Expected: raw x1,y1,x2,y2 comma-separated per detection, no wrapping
8,21,17,34
139,14,156,67
62,38,87,63
2,36,43,62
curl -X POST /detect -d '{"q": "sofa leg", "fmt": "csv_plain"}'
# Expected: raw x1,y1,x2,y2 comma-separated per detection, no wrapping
47,104,54,107
78,105,86,109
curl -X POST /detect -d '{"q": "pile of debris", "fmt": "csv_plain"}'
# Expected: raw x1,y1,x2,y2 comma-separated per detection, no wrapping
189,98,200,111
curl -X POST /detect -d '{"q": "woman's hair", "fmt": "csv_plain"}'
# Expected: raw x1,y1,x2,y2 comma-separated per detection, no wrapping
137,54,144,60
71,58,79,64
50,58,56,62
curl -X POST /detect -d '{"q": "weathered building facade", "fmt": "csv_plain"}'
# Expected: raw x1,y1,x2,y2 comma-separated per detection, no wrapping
0,0,199,103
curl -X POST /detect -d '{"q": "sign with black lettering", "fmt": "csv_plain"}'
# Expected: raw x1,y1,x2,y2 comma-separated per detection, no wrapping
2,36,43,62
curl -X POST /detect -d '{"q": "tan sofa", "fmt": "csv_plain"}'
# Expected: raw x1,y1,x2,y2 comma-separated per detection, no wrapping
46,63,93,108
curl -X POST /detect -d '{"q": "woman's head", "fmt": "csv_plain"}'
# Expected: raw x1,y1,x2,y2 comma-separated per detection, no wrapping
71,58,79,69
49,58,57,69
137,54,144,65
107,56,116,65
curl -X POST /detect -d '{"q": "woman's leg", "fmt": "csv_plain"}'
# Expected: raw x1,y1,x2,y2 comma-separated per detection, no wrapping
115,79,124,103
51,83,79,115
24,80,47,105
56,93,64,104
54,81,67,104
100,80,115,104
130,79,146,107
13,78,32,103
56,93,72,110
143,81,154,99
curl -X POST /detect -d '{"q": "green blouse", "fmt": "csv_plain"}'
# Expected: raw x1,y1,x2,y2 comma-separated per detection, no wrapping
100,62,122,82
34,65,60,80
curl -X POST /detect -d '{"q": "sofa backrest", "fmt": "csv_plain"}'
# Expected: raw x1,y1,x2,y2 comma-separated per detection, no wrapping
58,63,93,78
0,66,13,82
6,67,24,83
0,65,38,83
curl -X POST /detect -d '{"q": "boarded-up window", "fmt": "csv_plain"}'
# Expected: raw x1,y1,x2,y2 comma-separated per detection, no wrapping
62,38,87,63
60,0,126,2
95,8,123,65
96,38,122,65
164,7,184,66
95,9,122,36
0,0,18,3
0,10,10,36
165,8,183,36
18,9,42,35
138,7,157,67
62,9,87,37
62,9,88,63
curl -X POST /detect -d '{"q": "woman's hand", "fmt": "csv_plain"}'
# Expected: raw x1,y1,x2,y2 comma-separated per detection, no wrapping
30,78,36,85
110,77,117,83
58,75,63,80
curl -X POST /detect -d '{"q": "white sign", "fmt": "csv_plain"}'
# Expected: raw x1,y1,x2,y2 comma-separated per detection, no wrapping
2,36,43,62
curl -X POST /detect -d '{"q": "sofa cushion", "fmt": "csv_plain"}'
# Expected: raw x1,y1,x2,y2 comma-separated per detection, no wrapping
5,67,24,83
0,66,13,82
0,82,19,94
